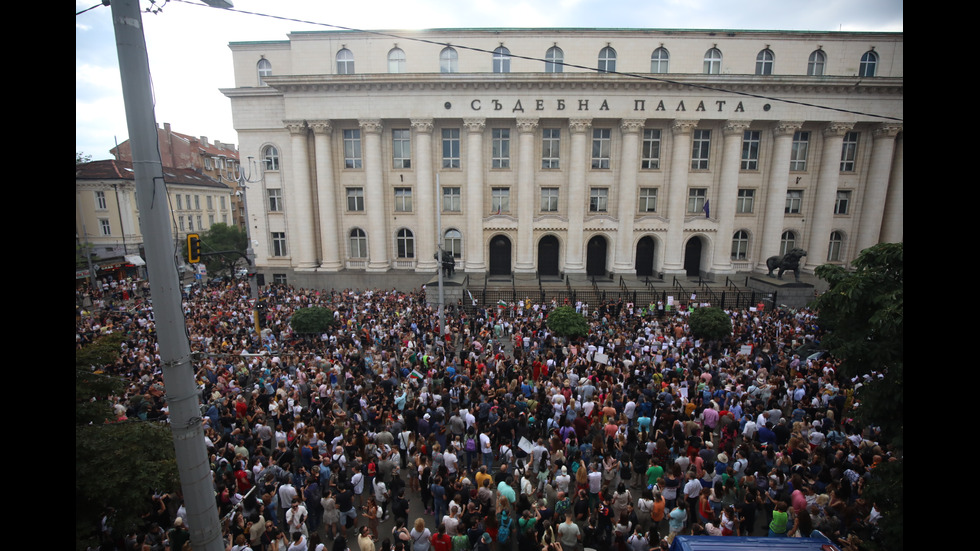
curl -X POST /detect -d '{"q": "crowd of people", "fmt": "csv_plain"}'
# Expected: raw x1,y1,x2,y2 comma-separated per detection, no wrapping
77,276,890,551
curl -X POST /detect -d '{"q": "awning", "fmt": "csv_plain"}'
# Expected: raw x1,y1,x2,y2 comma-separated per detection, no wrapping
125,255,146,266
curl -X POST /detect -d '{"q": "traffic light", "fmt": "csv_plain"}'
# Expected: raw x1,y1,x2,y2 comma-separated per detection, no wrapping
187,234,202,264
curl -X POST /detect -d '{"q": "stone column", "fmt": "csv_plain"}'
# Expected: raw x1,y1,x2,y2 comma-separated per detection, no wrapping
564,118,591,273
360,119,389,272
464,118,486,272
880,132,904,244
806,123,853,269
310,121,342,271
855,124,902,252
515,118,539,273
412,119,437,272
612,119,645,272
710,120,750,274
662,120,698,274
285,120,317,270
756,121,803,272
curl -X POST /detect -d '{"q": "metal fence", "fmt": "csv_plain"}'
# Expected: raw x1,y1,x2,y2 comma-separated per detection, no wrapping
468,286,773,312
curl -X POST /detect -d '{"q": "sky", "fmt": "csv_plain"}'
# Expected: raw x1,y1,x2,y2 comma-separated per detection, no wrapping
75,0,903,160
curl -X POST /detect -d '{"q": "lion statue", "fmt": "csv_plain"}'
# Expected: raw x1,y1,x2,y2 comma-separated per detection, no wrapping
766,248,807,281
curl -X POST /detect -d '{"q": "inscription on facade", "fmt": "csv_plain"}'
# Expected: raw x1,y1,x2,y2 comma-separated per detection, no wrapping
467,98,745,113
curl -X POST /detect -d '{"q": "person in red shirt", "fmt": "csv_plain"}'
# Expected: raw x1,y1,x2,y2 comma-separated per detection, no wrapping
430,523,452,551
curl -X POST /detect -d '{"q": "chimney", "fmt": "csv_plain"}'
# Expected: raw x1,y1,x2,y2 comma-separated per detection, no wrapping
200,136,209,146
164,122,171,133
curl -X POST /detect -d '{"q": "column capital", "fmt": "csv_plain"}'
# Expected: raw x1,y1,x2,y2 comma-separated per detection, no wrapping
516,118,539,133
284,120,308,134
411,119,434,133
723,120,752,136
568,118,592,133
308,120,332,135
359,119,383,134
671,119,699,135
873,124,903,139
773,121,805,136
463,118,486,133
620,119,646,134
822,122,854,138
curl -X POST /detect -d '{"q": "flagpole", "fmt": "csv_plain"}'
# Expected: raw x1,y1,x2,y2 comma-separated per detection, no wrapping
436,174,446,341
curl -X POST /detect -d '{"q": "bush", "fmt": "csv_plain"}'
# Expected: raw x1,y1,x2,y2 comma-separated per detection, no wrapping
688,307,732,342
289,306,336,334
546,305,589,339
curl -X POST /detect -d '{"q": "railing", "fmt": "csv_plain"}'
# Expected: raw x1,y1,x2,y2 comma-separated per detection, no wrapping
393,260,416,270
346,259,367,269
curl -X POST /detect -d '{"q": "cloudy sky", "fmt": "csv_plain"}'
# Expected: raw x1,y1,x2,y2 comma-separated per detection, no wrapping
76,0,902,160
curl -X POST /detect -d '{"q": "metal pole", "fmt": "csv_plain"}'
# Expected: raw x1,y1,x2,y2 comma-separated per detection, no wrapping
109,1,223,549
436,174,445,339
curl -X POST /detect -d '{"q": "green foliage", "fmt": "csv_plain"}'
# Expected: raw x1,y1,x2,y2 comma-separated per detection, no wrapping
812,242,903,549
181,222,247,275
77,151,92,164
546,305,589,339
290,306,337,334
688,307,732,342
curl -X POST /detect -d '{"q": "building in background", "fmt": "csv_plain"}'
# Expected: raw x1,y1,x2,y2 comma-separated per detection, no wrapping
223,28,902,288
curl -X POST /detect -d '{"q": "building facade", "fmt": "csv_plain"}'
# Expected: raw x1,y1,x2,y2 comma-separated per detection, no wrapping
224,28,902,285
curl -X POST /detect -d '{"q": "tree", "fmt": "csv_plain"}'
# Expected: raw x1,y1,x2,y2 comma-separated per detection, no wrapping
290,306,336,334
76,334,178,550
77,151,92,164
812,242,903,550
546,305,589,340
182,222,247,276
688,307,732,342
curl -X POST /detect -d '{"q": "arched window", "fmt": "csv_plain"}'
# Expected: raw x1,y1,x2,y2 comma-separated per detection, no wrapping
493,46,511,73
388,48,406,73
731,230,749,260
444,229,462,259
780,231,797,255
807,50,826,76
336,48,355,75
263,146,279,171
755,49,774,75
257,58,272,85
598,46,617,73
650,47,669,74
349,228,367,258
828,231,844,262
440,47,458,73
704,48,722,74
545,46,564,73
396,228,415,259
859,50,878,77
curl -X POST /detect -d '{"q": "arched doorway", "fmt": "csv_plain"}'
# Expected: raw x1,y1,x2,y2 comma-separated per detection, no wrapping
635,236,655,277
488,235,512,275
538,235,560,276
683,236,703,277
586,235,607,276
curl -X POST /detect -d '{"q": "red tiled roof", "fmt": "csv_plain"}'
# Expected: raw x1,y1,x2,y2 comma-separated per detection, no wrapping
76,160,232,189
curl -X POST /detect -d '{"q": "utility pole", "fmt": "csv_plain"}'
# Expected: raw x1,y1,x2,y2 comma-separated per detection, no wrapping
436,174,445,339
109,1,223,549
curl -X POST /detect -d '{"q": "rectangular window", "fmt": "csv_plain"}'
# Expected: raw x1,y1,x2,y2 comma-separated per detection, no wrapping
442,128,460,169
641,129,661,169
542,128,560,169
206,195,214,210
741,131,761,170
591,129,611,169
443,186,461,212
394,187,413,212
834,190,851,215
99,218,111,236
268,189,283,212
197,215,202,228
95,191,107,210
271,232,287,256
790,131,810,171
220,196,226,210
175,194,183,210
785,190,804,214
347,187,364,211
491,187,510,213
185,195,191,210
187,217,194,231
691,130,711,170
273,273,288,285
840,132,859,172
222,213,228,224
343,129,362,169
639,188,658,213
392,129,411,169
736,189,755,213
194,195,200,210
178,216,185,231
589,188,608,212
541,188,559,212
492,129,510,169
208,214,215,226
688,188,707,213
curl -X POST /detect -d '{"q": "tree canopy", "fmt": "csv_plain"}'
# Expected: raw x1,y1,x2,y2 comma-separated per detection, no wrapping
546,305,589,339
688,307,732,342
290,306,337,334
182,222,248,276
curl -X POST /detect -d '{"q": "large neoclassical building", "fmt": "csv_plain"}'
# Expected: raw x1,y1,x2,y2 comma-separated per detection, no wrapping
223,28,902,285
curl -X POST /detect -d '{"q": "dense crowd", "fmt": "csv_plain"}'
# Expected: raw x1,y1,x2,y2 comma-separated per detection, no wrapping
77,276,890,551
